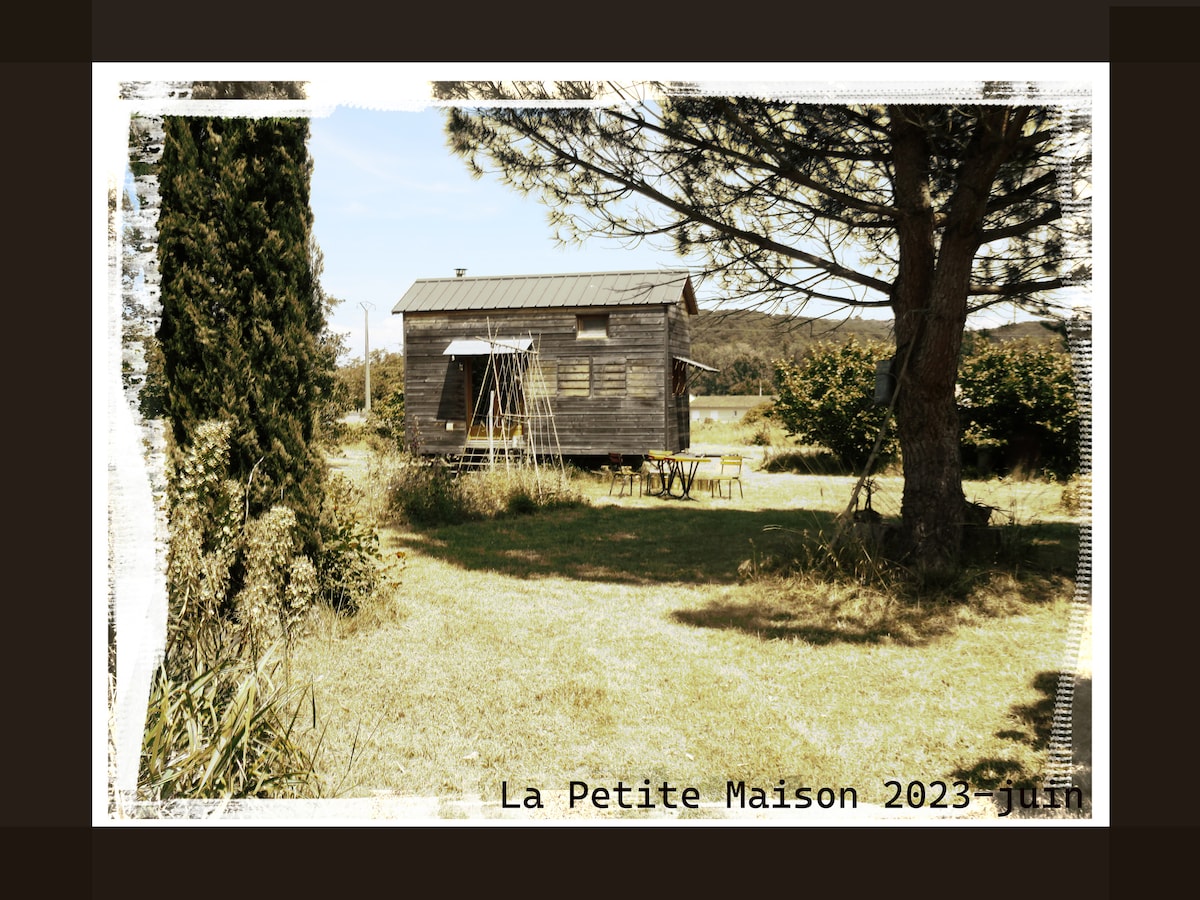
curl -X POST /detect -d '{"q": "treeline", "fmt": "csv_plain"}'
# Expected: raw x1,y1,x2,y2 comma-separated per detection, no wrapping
332,349,405,415
686,308,1066,397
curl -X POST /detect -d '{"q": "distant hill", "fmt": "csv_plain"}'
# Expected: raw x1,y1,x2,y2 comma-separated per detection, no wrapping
969,319,1070,345
687,308,1067,396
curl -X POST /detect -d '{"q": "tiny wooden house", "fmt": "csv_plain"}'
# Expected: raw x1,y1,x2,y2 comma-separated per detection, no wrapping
391,270,713,458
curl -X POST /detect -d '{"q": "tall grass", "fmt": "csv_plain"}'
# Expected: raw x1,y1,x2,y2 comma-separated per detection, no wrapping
140,638,321,801
385,453,585,527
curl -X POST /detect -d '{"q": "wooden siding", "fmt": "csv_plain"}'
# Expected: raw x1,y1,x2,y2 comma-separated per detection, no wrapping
556,358,592,397
401,305,694,456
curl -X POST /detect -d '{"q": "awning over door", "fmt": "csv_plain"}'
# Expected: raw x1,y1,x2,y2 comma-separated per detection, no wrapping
673,355,718,372
443,337,533,357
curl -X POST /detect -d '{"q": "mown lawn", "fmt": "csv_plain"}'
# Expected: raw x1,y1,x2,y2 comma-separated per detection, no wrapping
292,440,1087,819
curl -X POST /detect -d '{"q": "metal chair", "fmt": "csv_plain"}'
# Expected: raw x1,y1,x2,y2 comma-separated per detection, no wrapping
711,455,744,498
607,452,642,497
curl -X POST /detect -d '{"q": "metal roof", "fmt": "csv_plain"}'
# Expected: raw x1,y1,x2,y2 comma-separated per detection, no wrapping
392,270,698,316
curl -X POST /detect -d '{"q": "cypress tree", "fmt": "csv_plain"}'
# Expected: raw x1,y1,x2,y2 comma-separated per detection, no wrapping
156,116,328,557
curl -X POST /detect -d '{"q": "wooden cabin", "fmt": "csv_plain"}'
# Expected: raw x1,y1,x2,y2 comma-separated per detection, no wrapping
391,270,714,459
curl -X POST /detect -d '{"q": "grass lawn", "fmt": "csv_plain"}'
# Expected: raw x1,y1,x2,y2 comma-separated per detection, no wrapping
292,428,1088,820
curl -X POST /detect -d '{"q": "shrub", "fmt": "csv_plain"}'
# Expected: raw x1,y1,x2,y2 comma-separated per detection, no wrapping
236,506,317,656
164,420,247,662
760,447,852,475
316,473,382,613
506,490,539,516
387,455,584,527
740,401,774,427
462,465,583,518
165,421,321,649
772,338,899,471
337,351,406,414
958,338,1081,479
146,419,324,800
387,456,473,527
368,388,406,447
140,641,319,800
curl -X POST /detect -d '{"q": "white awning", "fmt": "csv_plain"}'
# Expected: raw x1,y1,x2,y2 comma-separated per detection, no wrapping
443,337,533,357
673,355,718,372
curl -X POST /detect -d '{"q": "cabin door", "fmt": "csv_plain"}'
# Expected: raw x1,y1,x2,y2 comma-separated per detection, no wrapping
463,355,526,442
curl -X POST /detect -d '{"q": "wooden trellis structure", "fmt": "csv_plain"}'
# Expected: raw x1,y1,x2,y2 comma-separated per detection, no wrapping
456,328,568,495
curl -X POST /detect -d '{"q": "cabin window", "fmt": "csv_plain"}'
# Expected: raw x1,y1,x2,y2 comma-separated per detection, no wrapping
628,363,658,399
593,360,626,397
576,314,610,340
557,358,592,397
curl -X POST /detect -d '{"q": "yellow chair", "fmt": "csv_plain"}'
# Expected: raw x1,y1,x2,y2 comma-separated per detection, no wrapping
607,452,642,497
711,455,744,499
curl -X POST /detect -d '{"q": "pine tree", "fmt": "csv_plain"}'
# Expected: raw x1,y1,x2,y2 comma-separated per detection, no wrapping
156,115,328,557
439,83,1091,573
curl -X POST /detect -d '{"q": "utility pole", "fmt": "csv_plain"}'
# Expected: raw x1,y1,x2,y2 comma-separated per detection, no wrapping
359,301,375,415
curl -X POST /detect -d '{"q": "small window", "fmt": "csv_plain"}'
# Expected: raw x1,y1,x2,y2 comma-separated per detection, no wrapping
576,314,609,340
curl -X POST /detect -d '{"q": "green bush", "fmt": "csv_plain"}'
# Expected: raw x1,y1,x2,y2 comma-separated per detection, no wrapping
337,351,406,413
165,421,320,648
461,466,583,519
368,388,406,447
741,402,778,447
760,447,851,475
771,338,898,471
505,490,539,516
237,506,317,655
317,473,382,613
387,456,472,527
958,338,1080,479
740,401,775,427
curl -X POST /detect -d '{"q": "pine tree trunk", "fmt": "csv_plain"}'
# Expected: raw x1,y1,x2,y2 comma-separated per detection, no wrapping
893,287,969,573
888,106,1024,576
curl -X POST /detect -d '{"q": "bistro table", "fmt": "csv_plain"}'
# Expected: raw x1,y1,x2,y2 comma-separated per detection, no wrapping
644,450,673,497
662,454,709,500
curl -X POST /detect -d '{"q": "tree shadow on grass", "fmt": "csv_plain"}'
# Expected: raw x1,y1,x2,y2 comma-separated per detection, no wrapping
951,669,1092,818
669,586,1017,648
994,521,1082,576
394,502,1079,599
394,505,834,586
669,543,1075,648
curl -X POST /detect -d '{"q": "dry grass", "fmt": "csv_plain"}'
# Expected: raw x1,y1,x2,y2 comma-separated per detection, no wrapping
287,430,1088,819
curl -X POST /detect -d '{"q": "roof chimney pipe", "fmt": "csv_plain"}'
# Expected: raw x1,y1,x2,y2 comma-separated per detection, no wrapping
455,268,467,278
